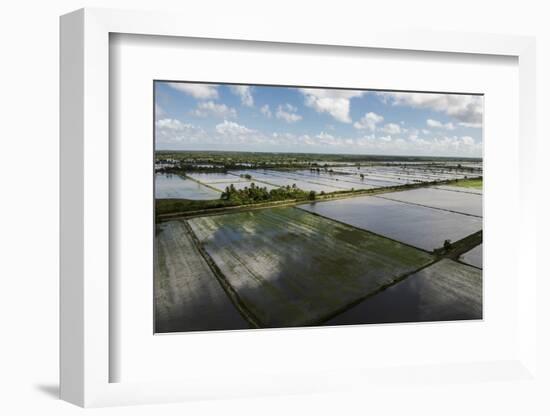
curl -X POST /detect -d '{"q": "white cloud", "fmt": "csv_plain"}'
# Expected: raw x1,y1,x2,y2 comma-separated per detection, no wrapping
353,112,384,131
300,88,365,123
381,123,402,135
215,120,254,136
358,134,482,156
276,104,302,123
459,122,483,129
191,101,237,118
260,104,272,118
294,131,480,156
155,116,481,156
315,131,343,146
155,118,207,144
229,85,254,107
379,92,483,125
157,118,265,149
167,83,219,99
426,118,455,130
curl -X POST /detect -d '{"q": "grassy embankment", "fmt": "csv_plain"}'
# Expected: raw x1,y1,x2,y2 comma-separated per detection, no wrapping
453,178,482,189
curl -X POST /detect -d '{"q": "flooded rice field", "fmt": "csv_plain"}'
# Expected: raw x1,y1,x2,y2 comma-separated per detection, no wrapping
185,172,249,183
155,173,221,200
327,259,482,325
299,196,482,251
155,158,483,331
331,165,482,186
378,187,483,217
228,170,348,193
187,207,433,328
460,244,483,269
156,162,483,201
155,220,250,333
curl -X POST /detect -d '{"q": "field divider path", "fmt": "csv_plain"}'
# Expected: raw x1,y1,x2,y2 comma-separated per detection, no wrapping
181,220,263,328
434,230,483,266
224,173,284,189
433,186,482,195
373,195,483,218
182,174,223,194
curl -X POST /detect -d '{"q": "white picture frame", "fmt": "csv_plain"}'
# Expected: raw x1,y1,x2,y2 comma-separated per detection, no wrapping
60,7,537,407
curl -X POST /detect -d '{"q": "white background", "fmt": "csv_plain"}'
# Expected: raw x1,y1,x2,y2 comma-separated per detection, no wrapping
1,0,548,415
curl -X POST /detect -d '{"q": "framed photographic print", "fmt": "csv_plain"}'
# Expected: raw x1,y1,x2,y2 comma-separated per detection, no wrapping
60,7,538,408
153,81,484,334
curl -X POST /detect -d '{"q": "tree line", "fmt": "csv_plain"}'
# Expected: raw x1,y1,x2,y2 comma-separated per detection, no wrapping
221,183,317,204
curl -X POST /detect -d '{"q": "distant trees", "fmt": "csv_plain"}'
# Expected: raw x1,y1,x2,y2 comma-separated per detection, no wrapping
443,239,452,251
220,182,311,204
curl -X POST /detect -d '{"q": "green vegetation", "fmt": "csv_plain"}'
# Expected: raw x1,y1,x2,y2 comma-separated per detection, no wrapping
156,183,321,218
156,150,482,173
221,183,314,204
453,178,482,189
156,198,238,216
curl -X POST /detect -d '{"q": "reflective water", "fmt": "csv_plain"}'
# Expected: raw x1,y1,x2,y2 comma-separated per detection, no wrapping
299,196,482,251
155,174,220,200
379,187,483,217
460,244,483,268
327,259,482,325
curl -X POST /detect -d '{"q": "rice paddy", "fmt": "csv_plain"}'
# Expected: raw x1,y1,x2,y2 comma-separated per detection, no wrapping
154,153,483,332
377,187,483,217
460,244,483,269
326,259,482,325
187,207,433,328
155,220,250,332
299,195,482,251
155,173,221,200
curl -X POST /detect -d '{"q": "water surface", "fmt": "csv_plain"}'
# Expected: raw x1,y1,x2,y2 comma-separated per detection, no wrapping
299,196,482,251
155,173,220,200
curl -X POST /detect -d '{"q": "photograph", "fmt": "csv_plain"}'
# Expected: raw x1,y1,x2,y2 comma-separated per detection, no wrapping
154,81,483,333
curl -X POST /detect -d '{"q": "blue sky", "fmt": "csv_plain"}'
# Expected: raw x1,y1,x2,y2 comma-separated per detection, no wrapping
155,82,483,157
